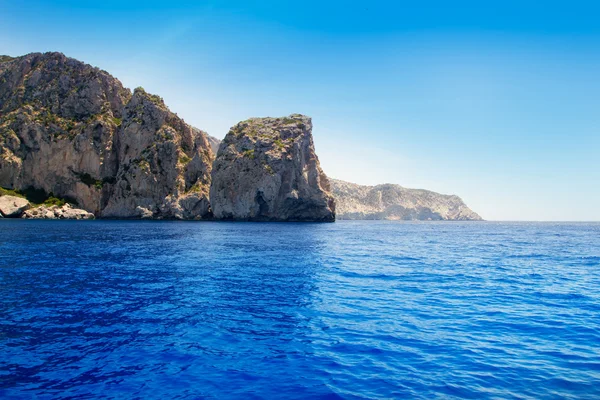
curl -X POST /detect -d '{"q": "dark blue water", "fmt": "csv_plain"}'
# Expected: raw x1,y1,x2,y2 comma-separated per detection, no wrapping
1,221,599,399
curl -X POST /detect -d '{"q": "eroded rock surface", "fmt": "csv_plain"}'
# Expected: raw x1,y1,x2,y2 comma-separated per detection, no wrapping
330,178,482,220
210,114,335,221
99,88,213,219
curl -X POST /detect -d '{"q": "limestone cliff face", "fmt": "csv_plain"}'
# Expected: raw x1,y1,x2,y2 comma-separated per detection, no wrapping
331,179,482,221
210,115,335,221
0,52,213,219
100,88,213,219
0,52,129,213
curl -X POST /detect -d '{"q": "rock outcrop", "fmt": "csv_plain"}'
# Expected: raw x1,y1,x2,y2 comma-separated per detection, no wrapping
0,195,30,217
0,52,213,219
330,179,482,220
22,203,94,219
0,193,93,219
210,114,335,221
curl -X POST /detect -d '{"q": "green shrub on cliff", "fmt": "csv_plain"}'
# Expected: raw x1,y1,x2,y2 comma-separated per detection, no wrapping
274,139,284,150
0,187,25,198
43,196,66,207
179,154,191,165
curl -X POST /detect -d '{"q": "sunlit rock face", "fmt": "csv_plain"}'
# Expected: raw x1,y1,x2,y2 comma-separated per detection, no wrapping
330,179,483,221
0,52,214,219
210,114,335,222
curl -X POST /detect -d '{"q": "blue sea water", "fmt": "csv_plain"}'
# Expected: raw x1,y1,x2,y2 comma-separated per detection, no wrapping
0,220,599,399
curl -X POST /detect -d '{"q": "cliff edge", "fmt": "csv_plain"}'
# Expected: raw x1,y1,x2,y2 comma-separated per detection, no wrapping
210,114,335,221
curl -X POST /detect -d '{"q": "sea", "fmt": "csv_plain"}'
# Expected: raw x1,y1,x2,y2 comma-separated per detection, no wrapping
1,220,599,399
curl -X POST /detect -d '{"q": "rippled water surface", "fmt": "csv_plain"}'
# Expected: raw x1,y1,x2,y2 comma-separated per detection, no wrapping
1,221,599,399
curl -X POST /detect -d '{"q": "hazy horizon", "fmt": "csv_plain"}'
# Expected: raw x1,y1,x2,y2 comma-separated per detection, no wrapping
2,1,599,221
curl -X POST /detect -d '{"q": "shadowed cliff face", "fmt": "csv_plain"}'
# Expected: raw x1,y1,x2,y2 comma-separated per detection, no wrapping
330,179,483,221
0,52,214,219
210,114,335,221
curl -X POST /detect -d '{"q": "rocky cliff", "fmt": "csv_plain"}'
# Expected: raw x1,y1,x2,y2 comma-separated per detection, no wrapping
330,179,482,220
100,88,213,219
1,51,476,223
210,115,335,221
0,52,213,219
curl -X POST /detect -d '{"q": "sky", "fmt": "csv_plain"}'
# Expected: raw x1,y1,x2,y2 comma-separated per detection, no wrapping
1,0,599,221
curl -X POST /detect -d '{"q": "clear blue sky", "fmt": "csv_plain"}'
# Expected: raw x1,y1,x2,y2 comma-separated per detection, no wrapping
1,0,599,220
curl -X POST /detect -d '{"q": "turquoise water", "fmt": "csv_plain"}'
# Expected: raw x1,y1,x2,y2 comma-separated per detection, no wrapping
1,220,599,399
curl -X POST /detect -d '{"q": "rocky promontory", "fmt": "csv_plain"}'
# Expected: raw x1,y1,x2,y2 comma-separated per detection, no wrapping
210,115,335,221
330,179,482,220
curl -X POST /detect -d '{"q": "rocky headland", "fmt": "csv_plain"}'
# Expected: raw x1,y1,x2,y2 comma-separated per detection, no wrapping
330,179,482,221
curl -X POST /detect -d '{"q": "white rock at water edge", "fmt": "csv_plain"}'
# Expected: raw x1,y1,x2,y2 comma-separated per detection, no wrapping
0,195,30,217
